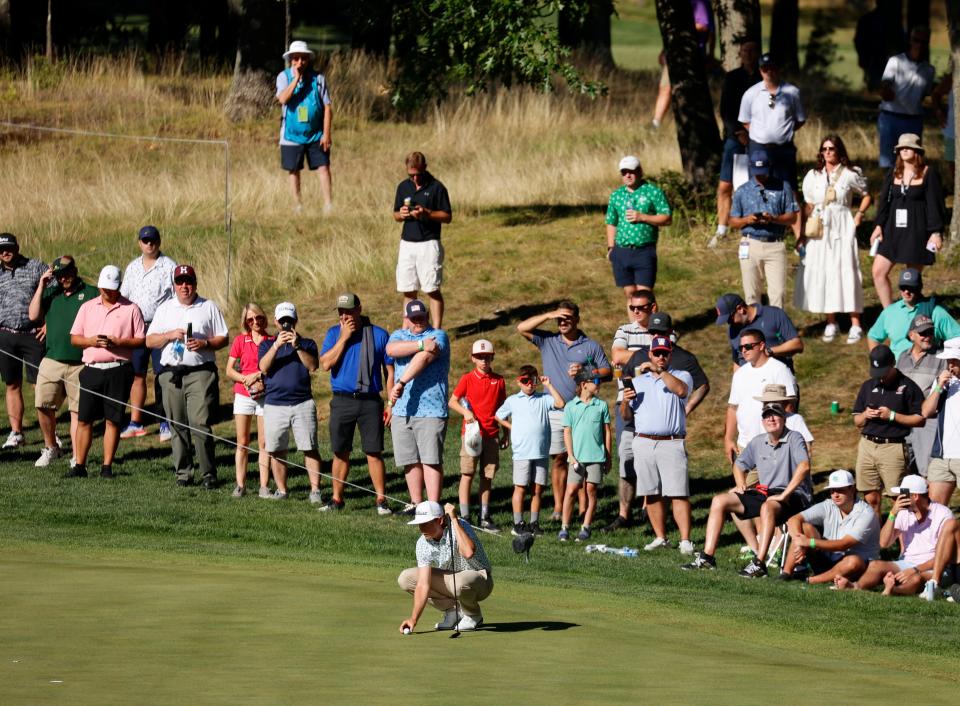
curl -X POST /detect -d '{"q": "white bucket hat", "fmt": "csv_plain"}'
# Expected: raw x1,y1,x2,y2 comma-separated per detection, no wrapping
283,41,315,61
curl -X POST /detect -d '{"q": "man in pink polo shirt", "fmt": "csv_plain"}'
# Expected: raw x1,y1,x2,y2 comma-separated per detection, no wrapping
67,265,145,479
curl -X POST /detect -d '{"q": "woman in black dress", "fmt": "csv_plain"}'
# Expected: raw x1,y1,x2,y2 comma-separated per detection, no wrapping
869,133,945,307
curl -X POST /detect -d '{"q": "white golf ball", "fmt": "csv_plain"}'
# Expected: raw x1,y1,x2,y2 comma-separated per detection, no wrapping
402,627,411,635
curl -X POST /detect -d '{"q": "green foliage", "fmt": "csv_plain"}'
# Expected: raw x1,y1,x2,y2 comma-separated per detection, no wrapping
390,0,606,113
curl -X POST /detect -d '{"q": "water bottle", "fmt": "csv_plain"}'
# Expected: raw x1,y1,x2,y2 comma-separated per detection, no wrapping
618,547,639,557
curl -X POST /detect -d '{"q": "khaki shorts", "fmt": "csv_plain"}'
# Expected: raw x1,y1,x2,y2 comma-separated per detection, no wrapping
567,462,604,485
34,358,83,413
460,436,499,478
927,458,960,485
855,437,906,494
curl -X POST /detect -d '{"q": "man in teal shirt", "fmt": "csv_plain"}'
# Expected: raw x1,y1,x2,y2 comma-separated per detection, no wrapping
867,269,960,358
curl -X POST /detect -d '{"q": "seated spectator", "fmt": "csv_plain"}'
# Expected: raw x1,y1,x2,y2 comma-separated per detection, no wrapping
867,268,960,359
836,475,953,596
925,507,960,601
715,293,803,371
780,469,880,584
922,337,960,506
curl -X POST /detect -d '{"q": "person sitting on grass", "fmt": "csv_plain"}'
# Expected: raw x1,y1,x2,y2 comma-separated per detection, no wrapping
779,469,880,583
835,475,953,597
559,369,611,542
682,402,811,575
495,365,565,537
448,339,507,531
923,508,960,601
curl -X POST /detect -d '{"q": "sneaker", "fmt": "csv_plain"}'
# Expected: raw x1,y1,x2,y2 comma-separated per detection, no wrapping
511,521,528,537
846,326,863,344
778,565,809,581
480,516,500,533
550,511,562,522
231,485,245,498
434,609,459,630
100,465,114,479
2,430,25,449
644,536,671,551
202,476,218,490
558,528,570,542
454,613,483,631
821,323,837,343
63,464,88,478
376,500,392,516
35,446,63,468
921,579,938,602
707,233,721,249
258,486,273,499
119,422,147,439
319,498,344,512
739,545,755,555
401,504,416,516
308,489,323,505
681,551,716,570
270,490,289,500
602,515,630,533
739,558,768,578
576,527,592,542
678,539,695,555
946,583,960,603
528,521,544,536
158,422,172,442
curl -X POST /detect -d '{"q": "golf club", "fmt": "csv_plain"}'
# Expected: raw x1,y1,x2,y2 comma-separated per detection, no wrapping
447,516,461,638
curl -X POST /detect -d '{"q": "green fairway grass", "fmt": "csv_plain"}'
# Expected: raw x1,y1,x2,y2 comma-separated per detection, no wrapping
2,545,957,705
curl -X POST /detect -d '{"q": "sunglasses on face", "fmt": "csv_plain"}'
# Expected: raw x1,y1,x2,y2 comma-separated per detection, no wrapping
246,315,267,324
557,317,574,325
900,286,919,293
629,303,654,312
620,169,637,176
915,330,934,338
174,278,195,286
473,354,494,361
650,350,670,358
517,377,536,385
739,341,761,352
821,146,836,153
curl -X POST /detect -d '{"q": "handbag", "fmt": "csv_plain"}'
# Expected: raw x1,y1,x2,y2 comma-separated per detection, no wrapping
804,165,843,240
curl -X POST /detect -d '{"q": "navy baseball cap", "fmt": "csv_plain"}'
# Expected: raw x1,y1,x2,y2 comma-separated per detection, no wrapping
898,268,922,290
749,149,770,176
405,299,428,319
650,335,673,353
138,225,161,242
759,53,776,68
0,233,18,248
869,345,895,378
715,293,745,325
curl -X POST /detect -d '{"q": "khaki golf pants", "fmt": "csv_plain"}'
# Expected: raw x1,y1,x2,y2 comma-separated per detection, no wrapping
740,238,787,308
398,567,493,617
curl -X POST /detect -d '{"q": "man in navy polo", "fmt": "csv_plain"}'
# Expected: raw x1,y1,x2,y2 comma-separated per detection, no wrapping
729,148,799,309
319,292,394,514
517,300,610,521
715,292,803,371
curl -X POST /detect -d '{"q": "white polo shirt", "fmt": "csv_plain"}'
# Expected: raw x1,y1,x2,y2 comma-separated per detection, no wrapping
738,81,805,145
120,254,177,322
728,357,797,448
147,295,228,367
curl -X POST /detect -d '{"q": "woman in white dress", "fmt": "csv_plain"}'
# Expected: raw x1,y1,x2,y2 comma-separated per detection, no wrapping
794,135,872,343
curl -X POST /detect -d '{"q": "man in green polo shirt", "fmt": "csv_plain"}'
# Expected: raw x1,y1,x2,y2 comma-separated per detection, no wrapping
27,256,99,468
605,155,672,301
867,268,960,359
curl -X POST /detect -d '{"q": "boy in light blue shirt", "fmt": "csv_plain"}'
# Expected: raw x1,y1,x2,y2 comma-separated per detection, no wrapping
496,365,565,537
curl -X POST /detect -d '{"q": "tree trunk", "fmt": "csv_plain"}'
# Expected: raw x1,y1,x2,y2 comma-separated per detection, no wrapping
0,0,11,61
148,0,192,53
907,0,930,32
224,0,285,123
45,0,52,61
769,0,798,72
199,0,236,63
350,0,392,57
558,0,614,68
655,0,722,189
713,0,761,72
947,0,960,242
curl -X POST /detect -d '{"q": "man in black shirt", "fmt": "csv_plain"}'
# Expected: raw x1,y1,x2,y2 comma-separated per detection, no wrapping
393,151,452,329
853,344,925,515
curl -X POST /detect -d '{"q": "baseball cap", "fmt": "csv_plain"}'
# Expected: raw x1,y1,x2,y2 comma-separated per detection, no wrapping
275,301,298,321
574,368,600,385
761,402,786,418
759,52,776,68
97,265,121,290
891,474,928,495
173,264,196,282
0,233,18,248
909,314,934,335
898,268,922,290
405,299,428,319
51,255,76,274
335,292,360,309
472,339,495,355
138,225,161,242
826,469,855,489
715,293,745,325
648,312,672,334
406,500,444,525
650,335,673,353
869,345,895,378
618,155,640,171
749,149,770,176
936,336,960,361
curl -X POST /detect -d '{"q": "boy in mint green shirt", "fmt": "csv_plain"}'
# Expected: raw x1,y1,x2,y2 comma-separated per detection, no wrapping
560,370,611,542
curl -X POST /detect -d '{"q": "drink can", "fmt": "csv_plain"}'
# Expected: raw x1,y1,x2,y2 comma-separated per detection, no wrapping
869,238,880,257
403,197,412,208
830,400,840,415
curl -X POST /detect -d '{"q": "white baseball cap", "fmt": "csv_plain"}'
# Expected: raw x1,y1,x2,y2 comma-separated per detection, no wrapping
826,469,855,489
407,501,444,525
891,474,928,495
274,302,297,321
283,40,315,60
472,339,494,355
936,336,960,361
618,155,640,171
97,265,121,290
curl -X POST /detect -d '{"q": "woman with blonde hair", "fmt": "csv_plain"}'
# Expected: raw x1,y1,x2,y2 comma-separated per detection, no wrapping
225,303,275,497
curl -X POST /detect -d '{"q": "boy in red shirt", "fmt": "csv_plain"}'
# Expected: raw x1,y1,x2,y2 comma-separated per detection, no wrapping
449,339,507,531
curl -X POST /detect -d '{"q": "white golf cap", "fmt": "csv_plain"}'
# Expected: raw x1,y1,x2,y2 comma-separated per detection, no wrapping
407,501,443,525
891,474,928,495
618,155,640,171
936,336,960,361
97,265,121,290
283,40,315,60
274,302,298,321
472,339,494,355
826,469,855,489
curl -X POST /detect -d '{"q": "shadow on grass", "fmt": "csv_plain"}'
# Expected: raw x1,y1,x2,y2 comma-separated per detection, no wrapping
480,620,579,632
490,204,606,227
448,300,565,339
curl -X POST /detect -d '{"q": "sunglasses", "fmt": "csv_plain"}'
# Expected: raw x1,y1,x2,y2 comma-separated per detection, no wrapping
629,303,654,312
557,317,574,324
517,377,537,385
821,146,836,153
650,350,670,358
914,330,934,337
768,95,776,109
739,341,761,352
900,286,919,293
473,354,494,360
409,172,425,180
246,315,267,324
620,169,637,176
174,278,195,285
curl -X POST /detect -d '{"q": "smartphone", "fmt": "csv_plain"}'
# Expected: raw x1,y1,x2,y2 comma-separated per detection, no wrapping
752,212,765,219
186,323,193,339
281,320,294,332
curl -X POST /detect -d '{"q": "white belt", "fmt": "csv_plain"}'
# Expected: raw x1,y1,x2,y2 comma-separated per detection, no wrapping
86,361,128,370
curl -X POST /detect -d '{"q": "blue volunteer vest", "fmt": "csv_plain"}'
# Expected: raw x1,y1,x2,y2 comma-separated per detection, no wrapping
283,69,324,144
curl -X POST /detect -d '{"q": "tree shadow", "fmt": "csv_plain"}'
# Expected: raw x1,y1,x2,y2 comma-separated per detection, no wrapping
448,300,565,339
480,620,579,632
489,203,607,227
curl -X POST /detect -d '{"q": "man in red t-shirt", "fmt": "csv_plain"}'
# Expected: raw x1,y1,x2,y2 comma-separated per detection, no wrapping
449,339,507,531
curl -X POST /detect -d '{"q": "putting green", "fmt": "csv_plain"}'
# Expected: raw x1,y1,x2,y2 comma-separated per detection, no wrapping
0,545,954,704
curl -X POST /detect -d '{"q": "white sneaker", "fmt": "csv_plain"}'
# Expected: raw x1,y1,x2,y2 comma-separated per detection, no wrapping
822,323,837,343
921,579,938,602
2,431,25,449
846,326,863,344
258,486,273,499
308,489,323,505
35,446,63,467
678,539,695,555
434,609,459,630
454,613,483,631
158,422,172,442
55,435,64,450
644,536,671,551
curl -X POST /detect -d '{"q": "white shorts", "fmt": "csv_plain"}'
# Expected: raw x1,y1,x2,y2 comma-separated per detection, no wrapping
396,239,443,293
263,399,318,453
548,409,566,456
233,393,265,417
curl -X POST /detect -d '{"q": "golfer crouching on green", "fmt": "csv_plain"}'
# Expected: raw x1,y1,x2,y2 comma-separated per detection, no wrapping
399,501,493,633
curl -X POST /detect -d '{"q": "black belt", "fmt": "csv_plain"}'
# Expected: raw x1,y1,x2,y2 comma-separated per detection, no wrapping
0,326,37,334
863,434,905,445
333,391,381,400
164,361,217,388
753,141,794,149
635,433,685,441
746,235,784,242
